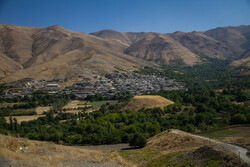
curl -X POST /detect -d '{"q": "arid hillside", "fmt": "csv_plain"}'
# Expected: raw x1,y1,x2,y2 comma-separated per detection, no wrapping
122,95,174,111
119,129,249,167
0,24,250,84
124,34,200,65
0,24,153,84
0,134,133,167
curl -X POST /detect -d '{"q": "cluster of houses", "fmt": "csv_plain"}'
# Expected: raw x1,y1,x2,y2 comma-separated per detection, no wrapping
1,80,60,99
66,72,186,99
1,72,186,99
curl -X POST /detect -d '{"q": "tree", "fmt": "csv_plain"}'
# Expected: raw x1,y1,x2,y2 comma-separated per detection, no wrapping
13,118,19,132
9,116,13,130
231,114,247,124
129,133,147,148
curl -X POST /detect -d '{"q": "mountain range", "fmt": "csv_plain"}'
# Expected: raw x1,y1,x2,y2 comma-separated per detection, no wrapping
0,24,250,84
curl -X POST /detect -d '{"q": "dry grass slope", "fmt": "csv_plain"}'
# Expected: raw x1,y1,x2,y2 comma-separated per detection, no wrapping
122,95,174,111
119,129,248,167
0,134,134,167
146,129,209,154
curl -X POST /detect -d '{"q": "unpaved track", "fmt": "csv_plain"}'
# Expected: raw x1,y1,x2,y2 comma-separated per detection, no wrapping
171,129,250,166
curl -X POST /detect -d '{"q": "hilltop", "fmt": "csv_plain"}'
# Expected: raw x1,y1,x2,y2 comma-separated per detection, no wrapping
122,95,174,111
0,24,250,84
119,129,249,167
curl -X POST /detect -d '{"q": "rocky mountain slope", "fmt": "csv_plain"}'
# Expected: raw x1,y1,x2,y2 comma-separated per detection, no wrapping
0,24,249,84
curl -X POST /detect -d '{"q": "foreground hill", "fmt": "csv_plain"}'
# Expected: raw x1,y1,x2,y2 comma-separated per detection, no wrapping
122,95,174,111
119,129,249,167
0,134,132,167
0,24,250,84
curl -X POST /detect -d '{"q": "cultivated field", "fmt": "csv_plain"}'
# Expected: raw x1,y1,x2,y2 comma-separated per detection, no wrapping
62,100,89,109
5,106,50,123
3,100,113,124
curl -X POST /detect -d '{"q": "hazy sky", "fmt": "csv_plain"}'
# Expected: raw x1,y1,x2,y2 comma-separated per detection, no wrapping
0,0,249,33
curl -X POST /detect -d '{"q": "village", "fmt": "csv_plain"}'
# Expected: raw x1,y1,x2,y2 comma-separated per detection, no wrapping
1,72,186,99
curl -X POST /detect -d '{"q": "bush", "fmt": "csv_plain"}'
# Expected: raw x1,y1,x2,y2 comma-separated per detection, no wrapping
231,114,247,124
129,133,147,148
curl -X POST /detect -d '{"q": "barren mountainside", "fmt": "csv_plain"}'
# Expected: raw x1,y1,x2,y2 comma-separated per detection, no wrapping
0,24,153,84
0,24,250,84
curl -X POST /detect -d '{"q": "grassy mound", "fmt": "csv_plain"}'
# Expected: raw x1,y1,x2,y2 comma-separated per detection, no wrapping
122,95,174,111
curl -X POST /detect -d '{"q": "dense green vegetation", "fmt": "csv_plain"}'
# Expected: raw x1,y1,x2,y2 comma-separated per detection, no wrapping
138,57,250,92
0,92,249,146
0,57,249,148
0,102,37,116
0,91,76,117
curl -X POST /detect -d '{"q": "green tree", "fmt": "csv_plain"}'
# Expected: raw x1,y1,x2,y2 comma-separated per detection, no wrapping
231,114,247,124
129,133,147,148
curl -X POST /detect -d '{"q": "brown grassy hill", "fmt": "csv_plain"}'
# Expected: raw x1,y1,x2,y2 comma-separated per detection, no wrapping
90,29,157,46
0,24,153,84
231,51,250,67
1,24,250,84
119,129,247,167
0,134,133,167
204,25,250,55
170,31,234,59
205,25,250,65
124,34,200,66
90,29,132,47
122,95,174,111
146,130,208,153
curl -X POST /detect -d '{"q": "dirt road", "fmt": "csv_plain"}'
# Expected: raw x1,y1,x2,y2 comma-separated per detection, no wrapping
171,129,250,166
70,143,132,151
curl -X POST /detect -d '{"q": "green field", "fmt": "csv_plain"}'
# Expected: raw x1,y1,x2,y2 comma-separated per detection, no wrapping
198,129,240,138
90,101,108,108
77,101,89,105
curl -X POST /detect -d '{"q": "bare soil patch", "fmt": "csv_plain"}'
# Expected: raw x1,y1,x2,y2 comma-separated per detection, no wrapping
62,100,89,109
5,106,50,123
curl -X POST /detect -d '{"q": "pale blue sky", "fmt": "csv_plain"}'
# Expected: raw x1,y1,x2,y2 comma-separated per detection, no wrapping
0,0,249,33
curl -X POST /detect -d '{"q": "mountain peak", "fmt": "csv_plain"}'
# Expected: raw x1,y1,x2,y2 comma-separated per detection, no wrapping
47,25,64,30
90,29,122,36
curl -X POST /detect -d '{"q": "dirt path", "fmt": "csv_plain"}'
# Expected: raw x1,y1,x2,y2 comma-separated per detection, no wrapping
70,143,132,151
171,129,250,166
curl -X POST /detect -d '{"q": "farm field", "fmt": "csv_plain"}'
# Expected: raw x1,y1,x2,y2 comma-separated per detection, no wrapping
5,106,50,123
3,100,116,123
62,100,89,109
62,100,97,114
